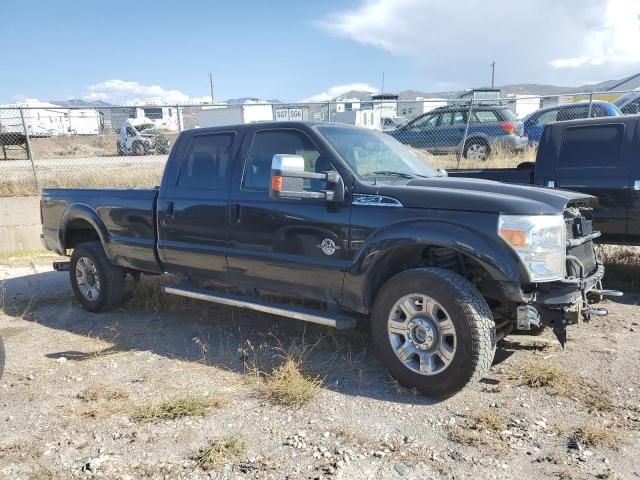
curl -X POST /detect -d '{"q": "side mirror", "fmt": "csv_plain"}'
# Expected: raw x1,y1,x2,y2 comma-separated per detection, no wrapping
269,154,344,203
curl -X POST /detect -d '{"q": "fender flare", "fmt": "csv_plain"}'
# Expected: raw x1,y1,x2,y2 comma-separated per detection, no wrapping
59,204,110,251
349,219,528,310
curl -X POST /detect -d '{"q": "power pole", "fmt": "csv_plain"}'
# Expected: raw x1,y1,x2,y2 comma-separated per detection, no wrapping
381,72,385,93
209,72,214,103
490,62,496,88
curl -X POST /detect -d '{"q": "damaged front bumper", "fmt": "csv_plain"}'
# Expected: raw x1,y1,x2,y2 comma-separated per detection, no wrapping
522,263,622,346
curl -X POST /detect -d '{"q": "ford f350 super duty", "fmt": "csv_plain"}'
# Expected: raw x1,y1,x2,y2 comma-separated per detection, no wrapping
40,121,618,397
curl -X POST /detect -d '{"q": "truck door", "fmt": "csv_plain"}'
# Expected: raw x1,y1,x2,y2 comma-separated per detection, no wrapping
625,119,640,242
550,123,631,243
157,130,237,280
226,127,350,304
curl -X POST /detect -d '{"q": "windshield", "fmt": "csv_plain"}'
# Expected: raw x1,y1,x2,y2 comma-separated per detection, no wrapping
136,124,156,133
317,126,437,179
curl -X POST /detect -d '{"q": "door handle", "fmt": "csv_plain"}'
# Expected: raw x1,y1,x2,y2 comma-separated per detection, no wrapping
230,203,241,224
165,201,174,219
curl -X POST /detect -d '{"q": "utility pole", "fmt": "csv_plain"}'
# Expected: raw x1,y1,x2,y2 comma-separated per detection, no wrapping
381,72,385,93
209,72,214,103
490,61,496,88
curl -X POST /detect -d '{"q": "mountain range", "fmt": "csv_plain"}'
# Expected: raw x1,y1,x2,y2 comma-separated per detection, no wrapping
50,76,635,107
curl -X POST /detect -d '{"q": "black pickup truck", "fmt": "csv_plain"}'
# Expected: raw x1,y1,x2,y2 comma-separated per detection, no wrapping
448,115,640,245
41,121,616,397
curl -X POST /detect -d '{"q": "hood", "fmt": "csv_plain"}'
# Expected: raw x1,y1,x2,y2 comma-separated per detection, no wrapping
375,176,597,215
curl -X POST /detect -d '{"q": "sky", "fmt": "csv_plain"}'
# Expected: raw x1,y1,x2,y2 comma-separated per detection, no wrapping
1,0,640,105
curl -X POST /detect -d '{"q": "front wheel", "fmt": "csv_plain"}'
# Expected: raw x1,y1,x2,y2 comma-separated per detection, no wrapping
371,268,496,398
70,241,126,312
132,141,147,156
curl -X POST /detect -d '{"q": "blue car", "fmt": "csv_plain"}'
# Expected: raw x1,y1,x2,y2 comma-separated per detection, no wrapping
523,101,621,144
388,105,527,160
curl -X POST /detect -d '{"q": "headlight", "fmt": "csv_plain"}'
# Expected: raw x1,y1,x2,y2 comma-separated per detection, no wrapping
499,214,565,282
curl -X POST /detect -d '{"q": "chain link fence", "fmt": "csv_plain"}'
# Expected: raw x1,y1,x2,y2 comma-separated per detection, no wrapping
1,89,638,196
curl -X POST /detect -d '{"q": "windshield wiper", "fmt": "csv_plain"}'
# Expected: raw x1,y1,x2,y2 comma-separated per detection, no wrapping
371,170,418,179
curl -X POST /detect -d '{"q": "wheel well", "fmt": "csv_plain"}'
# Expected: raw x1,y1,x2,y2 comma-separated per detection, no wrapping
63,219,100,249
366,245,497,310
465,136,489,147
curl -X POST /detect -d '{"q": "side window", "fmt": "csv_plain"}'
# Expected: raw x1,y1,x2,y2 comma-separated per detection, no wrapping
622,98,640,114
535,110,558,126
440,112,453,126
452,111,467,125
558,124,625,168
242,130,322,191
472,110,499,123
591,105,606,117
177,132,235,189
557,105,587,121
411,114,439,129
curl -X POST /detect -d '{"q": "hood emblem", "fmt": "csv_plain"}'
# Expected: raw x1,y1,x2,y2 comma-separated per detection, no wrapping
318,238,339,256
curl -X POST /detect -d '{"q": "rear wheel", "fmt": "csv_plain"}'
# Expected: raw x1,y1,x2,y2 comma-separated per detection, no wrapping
70,241,126,312
463,139,490,161
371,268,496,398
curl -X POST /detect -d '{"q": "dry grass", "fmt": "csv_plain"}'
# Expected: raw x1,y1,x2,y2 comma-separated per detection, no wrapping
517,361,613,412
470,408,507,431
411,144,537,171
127,277,201,312
265,357,322,408
571,424,621,449
131,394,227,423
78,385,130,402
193,435,246,470
596,244,640,291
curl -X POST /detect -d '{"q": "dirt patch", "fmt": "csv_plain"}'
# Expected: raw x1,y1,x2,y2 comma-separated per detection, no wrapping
0,257,639,479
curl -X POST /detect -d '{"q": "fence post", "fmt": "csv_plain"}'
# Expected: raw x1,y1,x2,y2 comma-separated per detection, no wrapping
326,102,331,122
19,107,39,191
587,92,593,118
176,105,182,132
458,99,474,168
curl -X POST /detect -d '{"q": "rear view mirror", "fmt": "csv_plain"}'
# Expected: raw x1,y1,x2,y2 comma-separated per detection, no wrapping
269,154,344,203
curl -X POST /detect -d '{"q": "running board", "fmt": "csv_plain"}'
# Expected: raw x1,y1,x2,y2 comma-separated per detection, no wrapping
591,289,623,298
163,285,358,330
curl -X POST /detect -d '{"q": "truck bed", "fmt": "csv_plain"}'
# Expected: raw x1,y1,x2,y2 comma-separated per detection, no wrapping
447,164,534,185
41,188,161,273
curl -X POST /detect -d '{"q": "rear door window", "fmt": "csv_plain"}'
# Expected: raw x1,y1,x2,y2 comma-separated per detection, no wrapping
472,110,499,123
535,110,558,126
177,132,235,189
558,124,625,168
411,113,440,129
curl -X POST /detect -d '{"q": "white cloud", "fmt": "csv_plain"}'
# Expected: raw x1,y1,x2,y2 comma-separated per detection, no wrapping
316,0,640,88
84,80,210,104
300,82,379,102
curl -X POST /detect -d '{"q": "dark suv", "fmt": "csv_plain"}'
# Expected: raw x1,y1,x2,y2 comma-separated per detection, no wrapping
388,105,528,160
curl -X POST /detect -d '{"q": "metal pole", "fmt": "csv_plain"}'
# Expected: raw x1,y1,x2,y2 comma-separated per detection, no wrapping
490,62,496,89
587,92,593,118
458,99,474,167
19,107,39,191
209,72,214,103
176,105,182,132
327,101,331,123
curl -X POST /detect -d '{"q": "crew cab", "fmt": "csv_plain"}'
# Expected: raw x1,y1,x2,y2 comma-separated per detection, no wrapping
448,115,640,245
41,121,616,397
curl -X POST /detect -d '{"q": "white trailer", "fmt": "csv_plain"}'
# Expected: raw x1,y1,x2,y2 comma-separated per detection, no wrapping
198,102,273,128
67,109,102,135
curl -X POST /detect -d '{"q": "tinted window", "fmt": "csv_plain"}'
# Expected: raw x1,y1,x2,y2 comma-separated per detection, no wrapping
410,113,439,129
177,133,235,189
535,110,558,126
473,110,499,123
558,124,624,167
243,130,321,190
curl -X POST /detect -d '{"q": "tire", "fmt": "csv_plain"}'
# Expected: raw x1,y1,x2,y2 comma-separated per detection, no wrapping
132,141,146,156
116,141,125,156
0,335,5,380
371,267,496,398
463,139,490,161
70,241,126,312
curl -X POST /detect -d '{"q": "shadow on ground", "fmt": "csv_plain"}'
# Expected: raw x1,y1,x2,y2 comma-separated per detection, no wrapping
6,269,626,404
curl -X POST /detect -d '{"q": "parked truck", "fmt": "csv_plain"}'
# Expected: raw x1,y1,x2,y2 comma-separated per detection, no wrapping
40,121,617,397
448,115,640,245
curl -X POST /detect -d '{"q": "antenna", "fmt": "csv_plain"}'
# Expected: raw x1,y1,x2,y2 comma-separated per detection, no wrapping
209,72,214,103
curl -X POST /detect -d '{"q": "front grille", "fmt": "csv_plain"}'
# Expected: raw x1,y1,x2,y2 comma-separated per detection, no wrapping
565,209,598,278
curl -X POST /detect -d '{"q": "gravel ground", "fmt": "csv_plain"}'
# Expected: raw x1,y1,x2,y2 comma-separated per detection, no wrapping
0,254,639,480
